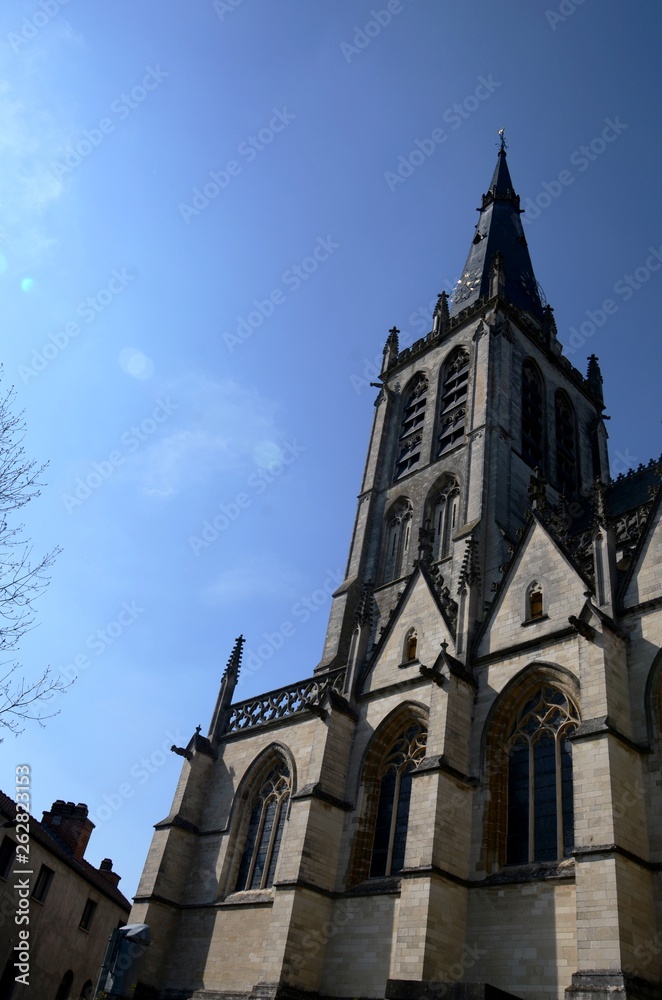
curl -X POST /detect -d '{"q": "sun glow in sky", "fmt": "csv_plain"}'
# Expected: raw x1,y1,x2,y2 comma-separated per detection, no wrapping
1,0,661,899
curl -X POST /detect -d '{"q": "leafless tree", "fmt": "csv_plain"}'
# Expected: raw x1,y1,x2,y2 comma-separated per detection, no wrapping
0,379,62,737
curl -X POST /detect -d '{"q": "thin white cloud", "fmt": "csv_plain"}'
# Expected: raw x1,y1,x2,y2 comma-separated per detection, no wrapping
134,374,285,497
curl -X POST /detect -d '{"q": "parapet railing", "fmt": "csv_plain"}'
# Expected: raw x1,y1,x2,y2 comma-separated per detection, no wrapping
224,667,346,734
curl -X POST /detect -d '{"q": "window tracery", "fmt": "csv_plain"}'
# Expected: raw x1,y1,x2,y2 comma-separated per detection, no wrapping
235,759,291,891
383,499,413,583
431,477,460,559
505,687,578,865
369,722,427,877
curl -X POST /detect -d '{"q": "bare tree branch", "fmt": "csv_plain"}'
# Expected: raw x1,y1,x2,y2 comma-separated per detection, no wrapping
0,375,63,738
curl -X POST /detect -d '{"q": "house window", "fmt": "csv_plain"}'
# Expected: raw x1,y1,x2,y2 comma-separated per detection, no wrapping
369,723,427,877
235,760,291,891
521,360,544,470
431,477,460,559
0,836,16,880
506,687,578,865
383,499,413,583
394,374,428,480
405,630,418,662
32,864,54,903
79,898,97,931
437,349,469,456
555,390,578,497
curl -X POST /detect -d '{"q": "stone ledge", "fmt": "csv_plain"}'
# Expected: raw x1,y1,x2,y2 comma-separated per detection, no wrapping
386,981,523,1000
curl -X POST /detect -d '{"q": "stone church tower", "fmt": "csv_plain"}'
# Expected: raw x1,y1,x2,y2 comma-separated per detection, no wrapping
130,143,662,1000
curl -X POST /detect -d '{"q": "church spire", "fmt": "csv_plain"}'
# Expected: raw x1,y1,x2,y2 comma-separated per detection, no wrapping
450,136,544,321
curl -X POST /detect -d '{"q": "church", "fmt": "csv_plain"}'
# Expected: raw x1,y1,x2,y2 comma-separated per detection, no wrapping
129,141,662,1000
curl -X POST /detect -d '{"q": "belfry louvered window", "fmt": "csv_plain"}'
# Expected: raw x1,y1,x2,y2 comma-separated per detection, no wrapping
555,390,578,498
235,760,291,891
395,375,428,480
437,349,469,456
506,687,578,865
370,723,427,877
521,360,544,470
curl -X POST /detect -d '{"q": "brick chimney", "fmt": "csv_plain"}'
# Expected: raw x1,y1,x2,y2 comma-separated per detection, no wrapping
41,800,94,861
99,858,121,888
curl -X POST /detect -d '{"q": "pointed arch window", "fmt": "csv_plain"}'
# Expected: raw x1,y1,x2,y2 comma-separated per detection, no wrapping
527,582,544,621
404,629,418,662
437,349,469,456
395,375,428,480
506,687,578,865
383,499,413,583
521,360,544,469
431,477,460,559
370,722,427,877
235,760,291,891
555,390,578,498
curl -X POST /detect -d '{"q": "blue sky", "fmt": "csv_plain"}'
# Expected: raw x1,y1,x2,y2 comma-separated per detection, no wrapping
1,0,661,900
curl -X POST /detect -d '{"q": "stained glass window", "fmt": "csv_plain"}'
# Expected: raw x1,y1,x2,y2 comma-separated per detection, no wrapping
235,760,291,891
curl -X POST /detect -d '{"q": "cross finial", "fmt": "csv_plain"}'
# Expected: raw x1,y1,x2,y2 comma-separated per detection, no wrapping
498,128,507,152
389,326,400,336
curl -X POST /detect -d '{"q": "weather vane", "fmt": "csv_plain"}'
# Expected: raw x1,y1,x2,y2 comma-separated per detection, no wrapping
498,128,507,152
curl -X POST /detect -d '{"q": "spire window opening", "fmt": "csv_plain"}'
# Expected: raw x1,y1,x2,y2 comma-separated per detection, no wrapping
521,360,544,470
432,477,461,559
555,390,579,498
382,499,413,584
437,350,469,457
394,375,428,481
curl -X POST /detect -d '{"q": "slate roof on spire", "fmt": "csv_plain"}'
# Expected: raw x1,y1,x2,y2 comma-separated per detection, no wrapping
450,146,544,321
